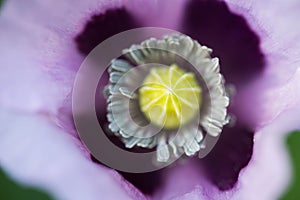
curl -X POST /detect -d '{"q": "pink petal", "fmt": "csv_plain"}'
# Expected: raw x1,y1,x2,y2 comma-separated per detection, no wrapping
0,19,64,113
0,108,145,200
222,0,300,125
0,0,126,113
225,0,300,82
153,160,209,200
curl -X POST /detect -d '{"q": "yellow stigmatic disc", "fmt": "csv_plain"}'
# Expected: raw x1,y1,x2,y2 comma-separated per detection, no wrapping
139,64,202,129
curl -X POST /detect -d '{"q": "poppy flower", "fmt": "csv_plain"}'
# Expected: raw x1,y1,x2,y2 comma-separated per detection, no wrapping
1,0,299,199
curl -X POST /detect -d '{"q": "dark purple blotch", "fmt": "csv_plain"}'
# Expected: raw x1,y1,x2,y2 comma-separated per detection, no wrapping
75,8,141,55
182,0,262,191
182,0,265,87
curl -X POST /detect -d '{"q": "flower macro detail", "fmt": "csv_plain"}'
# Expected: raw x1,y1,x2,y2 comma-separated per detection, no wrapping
139,64,201,129
2,0,300,198
105,34,230,162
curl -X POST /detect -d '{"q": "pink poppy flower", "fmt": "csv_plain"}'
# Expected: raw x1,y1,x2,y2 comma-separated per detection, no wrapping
1,0,300,199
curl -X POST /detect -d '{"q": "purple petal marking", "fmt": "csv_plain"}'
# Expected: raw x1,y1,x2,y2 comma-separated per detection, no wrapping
200,122,254,190
182,0,265,87
179,0,263,191
75,8,141,55
225,0,300,84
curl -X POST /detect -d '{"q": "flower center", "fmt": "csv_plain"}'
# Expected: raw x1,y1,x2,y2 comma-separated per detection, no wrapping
139,64,202,129
105,33,230,162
